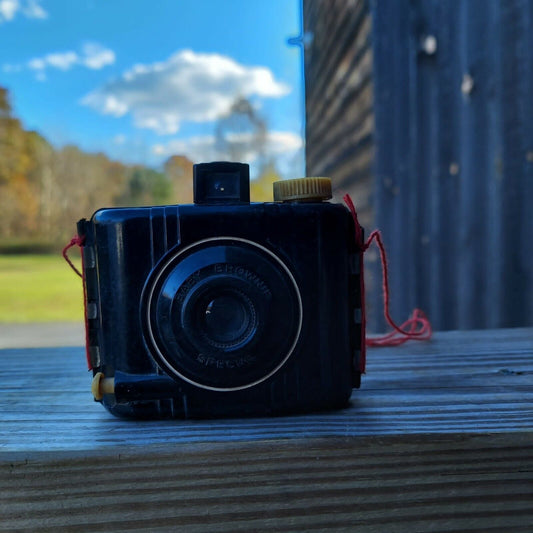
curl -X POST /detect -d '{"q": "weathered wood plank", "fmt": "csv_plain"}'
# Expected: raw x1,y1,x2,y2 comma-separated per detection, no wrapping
0,328,531,454
0,328,532,531
1,434,531,532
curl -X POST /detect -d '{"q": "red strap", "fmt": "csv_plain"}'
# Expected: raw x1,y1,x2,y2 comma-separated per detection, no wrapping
63,235,92,370
344,194,432,356
62,236,84,277
343,194,367,373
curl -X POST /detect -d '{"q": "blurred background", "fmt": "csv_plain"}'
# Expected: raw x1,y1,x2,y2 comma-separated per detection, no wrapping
0,0,531,337
0,0,304,331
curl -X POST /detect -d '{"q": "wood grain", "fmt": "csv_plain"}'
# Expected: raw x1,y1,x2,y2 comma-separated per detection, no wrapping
1,435,532,532
0,328,532,531
1,328,531,453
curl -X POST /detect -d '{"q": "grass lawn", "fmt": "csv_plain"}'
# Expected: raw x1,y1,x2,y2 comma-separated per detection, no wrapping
0,254,84,323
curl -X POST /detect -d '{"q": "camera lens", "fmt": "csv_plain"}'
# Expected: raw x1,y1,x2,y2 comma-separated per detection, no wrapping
202,292,255,347
142,238,302,391
178,275,260,355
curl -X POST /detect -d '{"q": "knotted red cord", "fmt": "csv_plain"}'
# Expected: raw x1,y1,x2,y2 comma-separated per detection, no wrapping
344,194,432,351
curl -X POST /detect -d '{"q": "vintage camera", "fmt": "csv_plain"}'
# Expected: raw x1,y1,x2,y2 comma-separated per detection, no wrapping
77,162,364,418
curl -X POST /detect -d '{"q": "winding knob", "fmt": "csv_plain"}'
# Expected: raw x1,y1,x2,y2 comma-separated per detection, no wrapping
273,177,332,202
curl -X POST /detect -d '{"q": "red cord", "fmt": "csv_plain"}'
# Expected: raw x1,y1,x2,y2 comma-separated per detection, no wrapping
62,236,84,277
343,194,367,372
63,235,92,370
343,194,432,352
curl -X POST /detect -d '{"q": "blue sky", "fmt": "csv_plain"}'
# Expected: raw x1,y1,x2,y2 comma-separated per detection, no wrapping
0,0,303,175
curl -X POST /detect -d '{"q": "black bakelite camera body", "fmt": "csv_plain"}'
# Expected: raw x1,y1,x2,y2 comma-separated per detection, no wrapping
78,162,364,418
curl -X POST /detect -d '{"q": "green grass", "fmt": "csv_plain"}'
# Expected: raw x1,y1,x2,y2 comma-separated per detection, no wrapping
0,254,84,323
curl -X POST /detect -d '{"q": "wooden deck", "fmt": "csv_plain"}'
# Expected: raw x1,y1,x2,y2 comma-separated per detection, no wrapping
1,328,532,531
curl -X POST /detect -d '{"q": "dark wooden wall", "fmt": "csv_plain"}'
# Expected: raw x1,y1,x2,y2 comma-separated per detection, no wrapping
304,0,533,331
303,0,374,229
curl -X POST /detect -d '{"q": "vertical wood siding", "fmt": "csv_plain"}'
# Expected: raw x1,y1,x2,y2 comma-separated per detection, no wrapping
304,0,532,331
304,0,375,229
372,0,532,330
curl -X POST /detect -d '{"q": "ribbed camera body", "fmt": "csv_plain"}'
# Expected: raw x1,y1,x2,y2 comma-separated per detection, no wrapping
79,163,364,418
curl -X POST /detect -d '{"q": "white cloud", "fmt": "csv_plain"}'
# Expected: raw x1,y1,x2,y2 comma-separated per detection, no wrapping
96,95,128,117
0,0,47,22
152,135,218,162
264,131,303,154
0,0,18,21
27,57,45,70
81,42,116,70
2,63,23,73
22,0,46,19
151,131,302,165
82,49,291,135
41,51,78,70
112,134,126,145
17,42,115,78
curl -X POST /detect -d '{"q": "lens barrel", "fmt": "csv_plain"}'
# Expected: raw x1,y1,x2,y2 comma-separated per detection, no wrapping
141,238,302,391
202,291,256,347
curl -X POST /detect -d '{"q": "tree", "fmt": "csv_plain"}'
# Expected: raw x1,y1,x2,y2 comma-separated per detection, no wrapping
0,87,11,119
117,166,171,207
250,162,283,202
164,155,194,204
0,89,40,236
0,85,197,244
215,97,267,167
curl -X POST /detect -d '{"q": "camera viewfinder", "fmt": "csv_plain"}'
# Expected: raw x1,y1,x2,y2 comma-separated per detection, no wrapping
193,162,250,204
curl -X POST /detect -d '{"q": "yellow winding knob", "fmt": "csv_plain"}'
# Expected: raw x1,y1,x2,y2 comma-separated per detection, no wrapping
273,177,332,202
91,372,115,401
